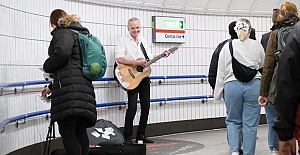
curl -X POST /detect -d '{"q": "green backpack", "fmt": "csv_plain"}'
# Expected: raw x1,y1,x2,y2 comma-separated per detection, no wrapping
268,25,294,103
275,25,294,60
72,30,107,80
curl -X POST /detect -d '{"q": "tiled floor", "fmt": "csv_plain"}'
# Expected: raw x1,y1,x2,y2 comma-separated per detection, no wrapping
147,125,272,155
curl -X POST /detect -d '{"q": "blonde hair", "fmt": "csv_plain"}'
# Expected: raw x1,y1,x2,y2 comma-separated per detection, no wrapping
237,18,251,41
239,18,251,29
57,15,81,27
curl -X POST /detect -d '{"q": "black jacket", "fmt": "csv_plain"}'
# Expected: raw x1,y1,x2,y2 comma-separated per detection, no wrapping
43,20,97,127
208,39,231,89
261,32,271,52
273,22,300,141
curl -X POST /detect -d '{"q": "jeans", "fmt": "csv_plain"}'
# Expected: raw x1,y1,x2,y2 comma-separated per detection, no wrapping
265,103,279,150
224,79,261,155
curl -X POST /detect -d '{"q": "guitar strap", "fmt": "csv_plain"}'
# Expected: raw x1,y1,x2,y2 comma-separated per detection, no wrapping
113,62,118,80
140,43,150,62
114,42,150,80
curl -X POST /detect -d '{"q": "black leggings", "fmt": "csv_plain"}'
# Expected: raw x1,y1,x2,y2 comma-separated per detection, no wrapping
57,116,89,155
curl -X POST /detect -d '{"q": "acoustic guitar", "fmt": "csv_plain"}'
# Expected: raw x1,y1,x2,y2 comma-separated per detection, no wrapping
114,46,178,90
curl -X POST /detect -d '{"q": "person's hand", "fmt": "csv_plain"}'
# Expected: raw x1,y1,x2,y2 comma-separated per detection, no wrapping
41,87,51,97
279,138,296,155
258,96,268,107
163,50,171,57
135,59,147,67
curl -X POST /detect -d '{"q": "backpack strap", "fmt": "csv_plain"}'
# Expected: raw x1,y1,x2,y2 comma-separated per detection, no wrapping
140,43,150,62
276,25,293,61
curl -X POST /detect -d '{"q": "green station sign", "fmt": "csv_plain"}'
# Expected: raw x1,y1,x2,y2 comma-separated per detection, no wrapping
164,20,184,29
152,16,185,43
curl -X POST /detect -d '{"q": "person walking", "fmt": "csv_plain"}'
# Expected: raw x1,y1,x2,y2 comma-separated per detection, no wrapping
258,8,280,155
214,18,265,155
208,21,238,91
208,21,245,154
258,2,299,154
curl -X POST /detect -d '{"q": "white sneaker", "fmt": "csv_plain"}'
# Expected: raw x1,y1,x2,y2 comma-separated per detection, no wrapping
231,152,239,155
271,149,279,155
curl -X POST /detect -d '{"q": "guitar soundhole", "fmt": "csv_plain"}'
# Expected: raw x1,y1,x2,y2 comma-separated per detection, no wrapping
136,66,143,72
128,69,135,78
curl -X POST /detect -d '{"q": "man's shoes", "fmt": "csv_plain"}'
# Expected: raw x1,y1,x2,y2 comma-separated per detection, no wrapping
135,135,154,143
124,137,133,144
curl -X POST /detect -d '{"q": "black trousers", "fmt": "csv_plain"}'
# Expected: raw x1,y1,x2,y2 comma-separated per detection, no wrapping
124,77,150,138
57,116,89,155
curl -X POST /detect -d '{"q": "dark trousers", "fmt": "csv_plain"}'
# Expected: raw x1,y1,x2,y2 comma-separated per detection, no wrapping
124,77,150,138
57,116,89,155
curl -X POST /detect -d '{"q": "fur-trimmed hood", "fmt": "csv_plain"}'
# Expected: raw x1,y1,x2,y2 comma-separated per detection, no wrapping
58,15,80,28
51,14,89,36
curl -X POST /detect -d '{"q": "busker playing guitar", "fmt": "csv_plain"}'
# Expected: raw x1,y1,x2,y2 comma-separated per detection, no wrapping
115,46,177,90
114,17,171,144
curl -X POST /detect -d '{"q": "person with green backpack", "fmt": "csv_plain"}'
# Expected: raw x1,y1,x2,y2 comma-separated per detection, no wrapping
259,2,299,106
258,2,299,155
257,8,280,155
41,9,98,155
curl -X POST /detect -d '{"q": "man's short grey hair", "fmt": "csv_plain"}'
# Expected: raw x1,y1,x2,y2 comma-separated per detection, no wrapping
127,17,140,27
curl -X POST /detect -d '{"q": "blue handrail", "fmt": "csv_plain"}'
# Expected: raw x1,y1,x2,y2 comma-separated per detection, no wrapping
0,75,209,131
0,95,213,130
0,110,51,130
0,80,51,88
0,75,207,88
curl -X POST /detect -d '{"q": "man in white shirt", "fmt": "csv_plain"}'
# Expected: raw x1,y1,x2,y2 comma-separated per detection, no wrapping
115,17,170,144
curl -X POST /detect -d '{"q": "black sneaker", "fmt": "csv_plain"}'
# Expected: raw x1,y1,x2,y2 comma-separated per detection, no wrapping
135,135,154,143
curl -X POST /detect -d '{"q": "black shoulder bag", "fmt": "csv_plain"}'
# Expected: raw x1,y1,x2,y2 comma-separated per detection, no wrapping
229,41,257,82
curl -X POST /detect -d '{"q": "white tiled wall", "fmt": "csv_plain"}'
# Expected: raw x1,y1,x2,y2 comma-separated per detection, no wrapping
0,0,272,154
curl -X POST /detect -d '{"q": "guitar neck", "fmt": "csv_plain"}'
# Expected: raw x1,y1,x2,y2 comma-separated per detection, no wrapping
144,53,165,68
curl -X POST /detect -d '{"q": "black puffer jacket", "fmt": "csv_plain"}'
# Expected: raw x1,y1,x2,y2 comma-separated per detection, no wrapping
208,39,231,89
43,15,97,127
